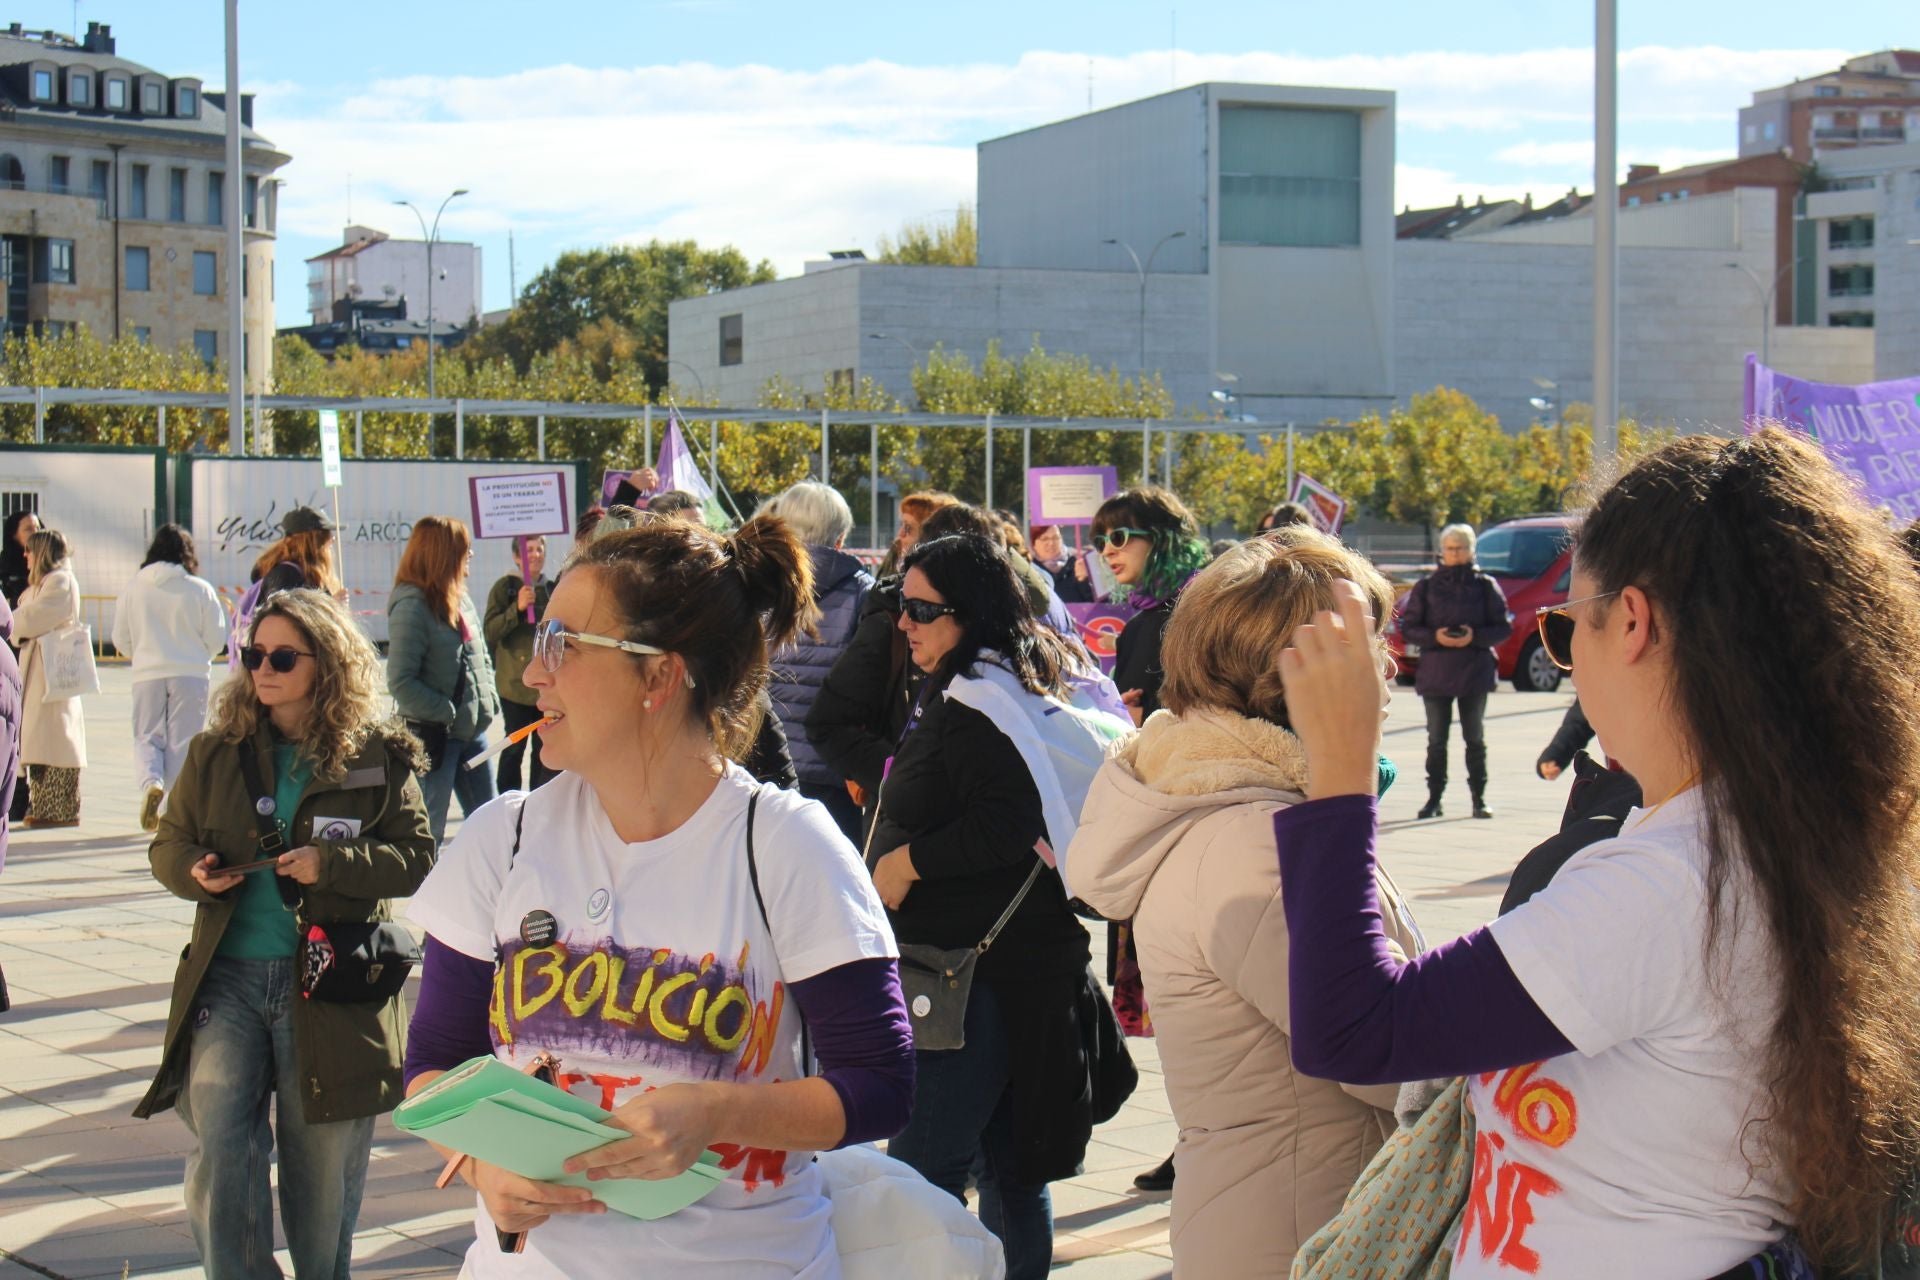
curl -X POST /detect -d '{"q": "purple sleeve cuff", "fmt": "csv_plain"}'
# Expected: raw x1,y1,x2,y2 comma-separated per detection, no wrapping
1274,795,1573,1085
786,956,915,1148
403,934,497,1089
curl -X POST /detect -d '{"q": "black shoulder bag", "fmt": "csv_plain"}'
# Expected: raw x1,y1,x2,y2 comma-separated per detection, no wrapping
236,742,420,1003
404,652,469,773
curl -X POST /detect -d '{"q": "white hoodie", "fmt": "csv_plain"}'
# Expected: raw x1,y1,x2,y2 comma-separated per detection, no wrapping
112,561,228,681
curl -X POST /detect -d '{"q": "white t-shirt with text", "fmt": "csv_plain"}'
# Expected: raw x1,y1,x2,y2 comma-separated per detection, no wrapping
1471,788,1790,1279
410,766,896,1280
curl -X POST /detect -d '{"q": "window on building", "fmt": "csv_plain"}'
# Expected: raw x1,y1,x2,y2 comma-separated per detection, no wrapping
1816,84,1841,98
129,163,148,218
33,239,75,285
125,246,149,291
176,86,197,117
1677,188,1691,200
48,155,68,194
1763,120,1777,141
1828,311,1874,328
168,167,186,221
31,68,53,101
0,154,22,190
105,76,127,110
69,72,91,107
1626,195,1641,207
1743,124,1757,144
207,171,224,226
89,159,109,204
39,320,72,338
1830,216,1875,249
131,325,151,344
140,80,162,114
1829,264,1875,298
719,313,744,366
244,175,258,229
193,251,217,296
193,329,217,367
1219,106,1362,247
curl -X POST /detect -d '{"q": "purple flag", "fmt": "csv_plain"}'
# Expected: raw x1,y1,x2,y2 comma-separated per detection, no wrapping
654,412,716,509
1746,355,1920,520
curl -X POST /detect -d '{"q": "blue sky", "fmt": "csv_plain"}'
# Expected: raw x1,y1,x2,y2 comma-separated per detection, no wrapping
21,2,1918,326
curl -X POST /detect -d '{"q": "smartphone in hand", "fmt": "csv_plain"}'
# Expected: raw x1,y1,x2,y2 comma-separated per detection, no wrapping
220,855,282,876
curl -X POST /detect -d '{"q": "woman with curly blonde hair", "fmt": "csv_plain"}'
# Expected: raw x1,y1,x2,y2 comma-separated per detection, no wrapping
137,588,435,1279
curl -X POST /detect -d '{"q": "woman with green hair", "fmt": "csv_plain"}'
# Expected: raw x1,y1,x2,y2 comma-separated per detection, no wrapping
1092,486,1212,728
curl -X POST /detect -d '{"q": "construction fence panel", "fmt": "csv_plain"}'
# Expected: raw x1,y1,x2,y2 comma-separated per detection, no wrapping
0,444,164,648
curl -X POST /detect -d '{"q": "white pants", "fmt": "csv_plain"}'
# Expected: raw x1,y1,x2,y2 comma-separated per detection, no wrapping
131,675,210,793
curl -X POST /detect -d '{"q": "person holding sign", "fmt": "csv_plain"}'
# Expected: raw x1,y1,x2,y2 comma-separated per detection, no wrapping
482,535,556,793
387,517,500,844
402,515,911,1279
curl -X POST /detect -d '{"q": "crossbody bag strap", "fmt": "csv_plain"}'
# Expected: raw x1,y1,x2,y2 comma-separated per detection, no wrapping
235,740,288,858
976,858,1045,957
743,789,814,1072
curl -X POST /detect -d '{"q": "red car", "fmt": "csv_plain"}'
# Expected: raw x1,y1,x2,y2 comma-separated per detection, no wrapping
1386,515,1575,693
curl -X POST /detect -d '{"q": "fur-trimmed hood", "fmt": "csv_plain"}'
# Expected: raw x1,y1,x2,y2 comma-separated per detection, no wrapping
1068,707,1308,921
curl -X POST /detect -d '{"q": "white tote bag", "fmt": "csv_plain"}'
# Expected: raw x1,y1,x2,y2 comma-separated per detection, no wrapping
40,622,100,700
819,1145,1007,1280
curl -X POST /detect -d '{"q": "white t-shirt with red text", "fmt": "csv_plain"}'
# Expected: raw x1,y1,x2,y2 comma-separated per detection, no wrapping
410,766,895,1280
1472,789,1790,1278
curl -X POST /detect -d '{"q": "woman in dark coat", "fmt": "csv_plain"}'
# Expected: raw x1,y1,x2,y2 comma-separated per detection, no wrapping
1091,487,1211,728
1398,521,1513,819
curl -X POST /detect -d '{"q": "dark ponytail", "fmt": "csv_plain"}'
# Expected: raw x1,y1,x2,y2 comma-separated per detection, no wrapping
566,513,819,760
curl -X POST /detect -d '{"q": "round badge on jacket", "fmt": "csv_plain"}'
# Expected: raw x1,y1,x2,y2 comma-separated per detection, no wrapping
520,909,559,947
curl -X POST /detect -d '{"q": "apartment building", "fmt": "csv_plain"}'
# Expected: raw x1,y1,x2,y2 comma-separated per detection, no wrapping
1739,50,1920,163
0,21,289,386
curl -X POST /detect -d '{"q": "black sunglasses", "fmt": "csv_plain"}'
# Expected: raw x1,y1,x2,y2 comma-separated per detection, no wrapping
1534,591,1620,672
240,645,315,674
900,598,959,625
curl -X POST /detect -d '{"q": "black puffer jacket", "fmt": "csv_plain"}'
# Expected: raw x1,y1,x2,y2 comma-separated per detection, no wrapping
1399,564,1512,699
772,546,874,789
806,580,923,796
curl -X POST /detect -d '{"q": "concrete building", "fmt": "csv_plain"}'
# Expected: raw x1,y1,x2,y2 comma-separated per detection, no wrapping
669,83,1876,433
0,21,288,386
1739,50,1920,163
305,224,482,329
1795,139,1920,380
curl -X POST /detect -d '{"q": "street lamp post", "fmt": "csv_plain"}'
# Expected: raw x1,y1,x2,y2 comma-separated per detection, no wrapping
1100,232,1187,376
666,359,706,395
394,189,468,397
1725,261,1795,367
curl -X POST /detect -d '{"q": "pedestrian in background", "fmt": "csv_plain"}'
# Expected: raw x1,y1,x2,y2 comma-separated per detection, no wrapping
763,480,874,842
137,588,434,1280
877,490,958,578
1257,501,1313,533
481,534,555,793
252,506,346,602
0,596,23,1009
387,516,499,844
115,524,228,830
1029,525,1093,604
3,509,40,824
15,528,86,828
1398,522,1511,819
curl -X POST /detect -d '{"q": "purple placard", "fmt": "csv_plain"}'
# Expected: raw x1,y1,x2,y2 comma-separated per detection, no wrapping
1027,466,1118,527
1064,600,1140,674
1746,355,1920,520
467,470,572,541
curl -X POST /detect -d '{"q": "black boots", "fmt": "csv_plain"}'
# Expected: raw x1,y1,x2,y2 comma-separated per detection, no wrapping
1418,790,1444,820
1133,1153,1176,1192
1472,793,1493,820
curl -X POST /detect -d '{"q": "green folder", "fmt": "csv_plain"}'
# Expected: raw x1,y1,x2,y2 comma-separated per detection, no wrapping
395,1056,730,1221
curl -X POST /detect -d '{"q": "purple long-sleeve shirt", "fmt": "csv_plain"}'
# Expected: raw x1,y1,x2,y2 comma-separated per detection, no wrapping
404,937,914,1148
1273,794,1573,1085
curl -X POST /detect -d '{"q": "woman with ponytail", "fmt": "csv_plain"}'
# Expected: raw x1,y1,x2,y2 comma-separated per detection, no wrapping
1273,428,1920,1278
403,512,912,1279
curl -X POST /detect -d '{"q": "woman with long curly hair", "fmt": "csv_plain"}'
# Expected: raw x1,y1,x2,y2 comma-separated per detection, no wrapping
136,588,435,1279
1272,427,1920,1277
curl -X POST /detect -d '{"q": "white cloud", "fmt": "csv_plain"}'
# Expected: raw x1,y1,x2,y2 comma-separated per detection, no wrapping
260,43,1851,289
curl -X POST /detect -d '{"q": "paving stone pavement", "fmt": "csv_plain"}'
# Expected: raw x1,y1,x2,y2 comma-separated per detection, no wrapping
0,663,1579,1277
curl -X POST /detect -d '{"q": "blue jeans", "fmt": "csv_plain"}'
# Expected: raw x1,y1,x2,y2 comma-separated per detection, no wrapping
418,735,497,845
177,957,373,1280
887,982,1054,1280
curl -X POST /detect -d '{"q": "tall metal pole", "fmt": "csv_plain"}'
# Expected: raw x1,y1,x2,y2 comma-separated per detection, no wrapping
396,190,468,398
983,411,995,510
223,0,244,454
643,404,653,467
869,422,879,549
1593,0,1619,460
1100,232,1185,384
820,407,830,484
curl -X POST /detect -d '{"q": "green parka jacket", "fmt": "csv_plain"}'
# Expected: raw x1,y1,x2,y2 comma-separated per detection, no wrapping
135,721,435,1126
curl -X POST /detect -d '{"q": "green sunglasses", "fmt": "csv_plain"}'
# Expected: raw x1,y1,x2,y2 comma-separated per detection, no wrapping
1091,527,1155,552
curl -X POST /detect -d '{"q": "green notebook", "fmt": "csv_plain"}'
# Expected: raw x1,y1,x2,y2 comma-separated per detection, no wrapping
395,1056,730,1221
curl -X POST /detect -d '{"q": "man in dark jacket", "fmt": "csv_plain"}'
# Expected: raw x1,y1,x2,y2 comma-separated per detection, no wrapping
1399,524,1512,819
0,598,21,1011
764,483,876,841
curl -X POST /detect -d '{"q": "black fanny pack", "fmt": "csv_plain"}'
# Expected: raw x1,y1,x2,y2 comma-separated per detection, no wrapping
236,742,418,1004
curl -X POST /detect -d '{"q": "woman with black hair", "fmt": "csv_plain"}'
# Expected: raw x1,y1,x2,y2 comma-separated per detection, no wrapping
1,510,39,608
114,524,228,830
872,532,1100,1280
1091,486,1211,728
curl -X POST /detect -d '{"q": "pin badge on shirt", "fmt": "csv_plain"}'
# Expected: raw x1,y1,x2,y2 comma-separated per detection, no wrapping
255,796,276,817
586,889,610,922
520,909,559,947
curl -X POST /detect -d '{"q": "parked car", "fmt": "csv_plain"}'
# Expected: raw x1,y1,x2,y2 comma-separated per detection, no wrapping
1386,515,1575,692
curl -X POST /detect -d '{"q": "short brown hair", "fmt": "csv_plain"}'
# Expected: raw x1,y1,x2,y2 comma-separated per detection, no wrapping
899,491,958,525
1158,528,1394,724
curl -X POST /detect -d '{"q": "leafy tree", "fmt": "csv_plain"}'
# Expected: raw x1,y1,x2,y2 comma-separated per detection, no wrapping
875,204,976,267
465,240,776,391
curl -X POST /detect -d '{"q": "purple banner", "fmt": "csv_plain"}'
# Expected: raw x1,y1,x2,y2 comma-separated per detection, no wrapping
1746,355,1920,519
1064,601,1139,674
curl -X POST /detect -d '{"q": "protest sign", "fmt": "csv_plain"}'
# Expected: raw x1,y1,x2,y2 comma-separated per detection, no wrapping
1289,474,1347,535
1746,356,1920,520
1027,466,1118,527
318,411,343,489
468,471,572,541
1064,600,1140,675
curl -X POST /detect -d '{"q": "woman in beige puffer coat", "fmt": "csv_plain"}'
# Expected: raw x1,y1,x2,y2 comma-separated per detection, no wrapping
1068,529,1425,1279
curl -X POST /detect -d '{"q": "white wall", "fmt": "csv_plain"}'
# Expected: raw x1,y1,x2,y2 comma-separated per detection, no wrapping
0,448,159,643
313,238,483,326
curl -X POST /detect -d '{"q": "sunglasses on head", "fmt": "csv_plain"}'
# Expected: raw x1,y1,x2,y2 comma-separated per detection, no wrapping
1535,590,1621,672
900,597,959,625
1091,527,1154,552
240,645,314,674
